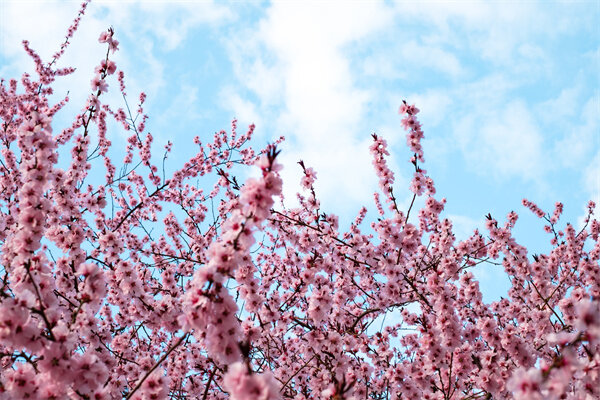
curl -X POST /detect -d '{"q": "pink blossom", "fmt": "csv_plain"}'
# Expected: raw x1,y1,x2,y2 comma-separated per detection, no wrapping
223,362,280,400
507,368,543,399
91,75,108,93
301,167,317,189
98,31,111,43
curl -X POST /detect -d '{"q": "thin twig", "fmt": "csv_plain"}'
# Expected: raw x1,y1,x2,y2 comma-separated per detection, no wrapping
126,333,188,399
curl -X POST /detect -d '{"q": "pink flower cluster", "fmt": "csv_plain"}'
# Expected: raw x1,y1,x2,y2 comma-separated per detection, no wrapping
181,149,282,370
399,101,425,162
369,134,397,209
223,362,279,400
522,198,546,218
98,28,119,53
90,30,119,95
508,299,600,399
300,166,317,190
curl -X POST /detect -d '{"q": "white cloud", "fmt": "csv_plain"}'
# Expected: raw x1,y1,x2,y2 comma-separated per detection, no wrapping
538,84,582,123
550,96,599,169
392,0,493,29
359,39,465,81
278,139,380,216
576,149,600,231
455,100,545,182
0,2,84,60
218,85,263,130
408,90,452,128
584,150,600,206
399,41,464,77
223,1,399,213
448,214,485,242
95,0,232,51
391,1,579,67
361,54,407,81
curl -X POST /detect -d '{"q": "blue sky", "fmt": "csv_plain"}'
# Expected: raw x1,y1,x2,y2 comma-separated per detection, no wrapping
1,0,598,302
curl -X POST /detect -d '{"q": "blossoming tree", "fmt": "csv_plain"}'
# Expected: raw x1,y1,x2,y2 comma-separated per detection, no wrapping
0,2,598,399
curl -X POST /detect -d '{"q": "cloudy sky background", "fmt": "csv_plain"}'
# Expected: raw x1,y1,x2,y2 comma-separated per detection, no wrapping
1,0,598,302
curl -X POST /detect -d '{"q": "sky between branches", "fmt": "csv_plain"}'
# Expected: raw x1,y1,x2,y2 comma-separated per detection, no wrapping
0,0,598,302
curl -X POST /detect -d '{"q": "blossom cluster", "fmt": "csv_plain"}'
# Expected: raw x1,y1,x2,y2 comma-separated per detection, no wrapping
399,101,424,162
369,134,398,210
508,299,600,399
180,147,282,394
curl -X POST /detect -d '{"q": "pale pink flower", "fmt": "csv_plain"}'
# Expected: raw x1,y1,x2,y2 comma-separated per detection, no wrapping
91,75,108,92
301,167,317,189
223,362,280,400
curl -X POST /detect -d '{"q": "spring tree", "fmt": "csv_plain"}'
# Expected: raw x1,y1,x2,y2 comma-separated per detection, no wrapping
0,2,598,399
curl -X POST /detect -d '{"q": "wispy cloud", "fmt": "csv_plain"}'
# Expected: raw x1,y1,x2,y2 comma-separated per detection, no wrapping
584,150,600,205
221,1,399,212
454,100,545,182
550,95,599,169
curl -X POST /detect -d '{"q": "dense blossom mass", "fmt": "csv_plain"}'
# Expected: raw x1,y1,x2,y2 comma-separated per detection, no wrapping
0,2,599,399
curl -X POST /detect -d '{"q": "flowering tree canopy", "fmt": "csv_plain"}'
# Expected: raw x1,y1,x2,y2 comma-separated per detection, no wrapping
0,2,598,400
